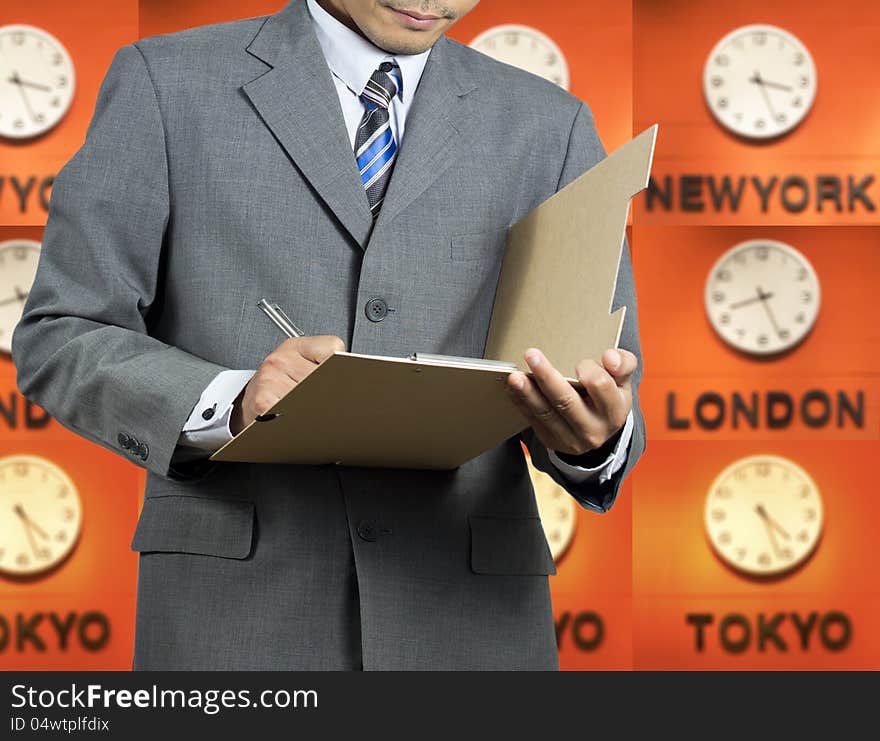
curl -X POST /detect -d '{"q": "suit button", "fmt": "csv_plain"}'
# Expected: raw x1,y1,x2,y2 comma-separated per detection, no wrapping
118,432,130,449
140,443,149,461
201,404,216,421
364,297,388,322
357,520,379,542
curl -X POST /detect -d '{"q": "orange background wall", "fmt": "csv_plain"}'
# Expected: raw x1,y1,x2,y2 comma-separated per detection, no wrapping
1,0,877,670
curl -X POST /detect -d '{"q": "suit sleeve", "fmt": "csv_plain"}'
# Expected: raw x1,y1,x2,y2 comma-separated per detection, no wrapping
519,100,647,513
11,43,229,480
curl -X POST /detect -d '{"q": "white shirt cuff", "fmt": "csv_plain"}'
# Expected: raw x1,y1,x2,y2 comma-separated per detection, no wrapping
172,369,256,461
547,409,634,485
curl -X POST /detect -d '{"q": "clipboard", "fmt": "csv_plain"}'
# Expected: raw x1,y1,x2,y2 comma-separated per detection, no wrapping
211,125,658,469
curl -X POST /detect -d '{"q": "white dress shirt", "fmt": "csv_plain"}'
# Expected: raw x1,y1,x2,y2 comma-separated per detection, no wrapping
173,0,634,493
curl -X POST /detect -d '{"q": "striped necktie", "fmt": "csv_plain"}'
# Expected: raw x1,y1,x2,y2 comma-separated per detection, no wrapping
354,61,401,218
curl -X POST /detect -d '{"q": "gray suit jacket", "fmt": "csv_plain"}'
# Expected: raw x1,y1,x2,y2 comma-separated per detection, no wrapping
12,0,645,670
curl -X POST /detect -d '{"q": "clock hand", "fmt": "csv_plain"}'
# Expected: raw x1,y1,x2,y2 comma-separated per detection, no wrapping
728,295,763,310
13,503,50,540
759,78,793,93
15,77,51,92
752,70,778,120
14,504,44,557
10,70,39,122
754,503,783,558
756,504,791,539
756,285,784,338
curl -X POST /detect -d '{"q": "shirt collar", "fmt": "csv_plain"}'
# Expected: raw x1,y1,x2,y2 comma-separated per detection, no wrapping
306,0,431,103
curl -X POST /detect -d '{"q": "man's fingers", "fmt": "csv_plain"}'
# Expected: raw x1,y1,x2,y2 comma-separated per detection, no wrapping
602,348,637,387
521,347,600,436
297,334,346,364
575,357,633,433
506,371,580,453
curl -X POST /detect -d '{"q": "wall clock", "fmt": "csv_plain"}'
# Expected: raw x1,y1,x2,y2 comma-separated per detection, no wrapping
704,239,820,356
0,24,76,139
469,24,569,90
704,454,823,577
0,238,41,355
0,454,82,577
703,24,817,139
527,458,576,562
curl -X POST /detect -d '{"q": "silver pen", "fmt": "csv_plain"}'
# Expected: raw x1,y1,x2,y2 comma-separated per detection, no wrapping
256,298,305,338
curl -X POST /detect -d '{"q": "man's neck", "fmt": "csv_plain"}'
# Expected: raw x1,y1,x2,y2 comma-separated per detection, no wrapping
315,0,363,38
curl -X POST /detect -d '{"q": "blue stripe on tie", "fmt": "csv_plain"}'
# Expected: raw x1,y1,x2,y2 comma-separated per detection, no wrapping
360,137,396,185
356,127,393,170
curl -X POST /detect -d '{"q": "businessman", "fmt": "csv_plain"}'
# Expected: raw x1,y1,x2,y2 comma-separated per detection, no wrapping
12,0,645,670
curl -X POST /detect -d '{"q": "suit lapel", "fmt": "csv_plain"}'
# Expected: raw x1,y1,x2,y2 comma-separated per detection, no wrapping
374,36,479,229
241,1,374,249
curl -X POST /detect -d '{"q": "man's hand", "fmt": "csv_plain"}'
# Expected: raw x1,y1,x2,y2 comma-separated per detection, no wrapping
230,335,345,435
505,347,637,456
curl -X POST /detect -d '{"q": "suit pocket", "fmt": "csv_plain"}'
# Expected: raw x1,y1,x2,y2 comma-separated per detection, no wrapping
450,226,509,262
469,513,556,576
131,494,254,560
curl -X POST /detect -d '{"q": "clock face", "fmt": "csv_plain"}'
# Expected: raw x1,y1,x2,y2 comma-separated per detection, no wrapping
469,24,569,90
0,24,76,139
704,454,823,577
527,458,576,562
705,239,820,356
0,239,41,355
703,24,817,139
0,455,82,577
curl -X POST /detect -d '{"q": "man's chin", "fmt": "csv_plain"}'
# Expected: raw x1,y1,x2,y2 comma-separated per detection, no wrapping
361,26,442,55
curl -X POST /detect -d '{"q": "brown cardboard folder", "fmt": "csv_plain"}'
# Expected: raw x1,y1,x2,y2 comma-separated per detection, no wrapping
210,125,658,469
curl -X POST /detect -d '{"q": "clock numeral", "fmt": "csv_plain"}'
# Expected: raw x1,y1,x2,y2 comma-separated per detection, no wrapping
63,507,74,521
792,96,803,108
51,97,61,108
52,52,63,66
735,547,746,561
757,334,768,346
712,291,725,303
711,76,723,87
545,53,557,65
36,547,51,560
12,32,25,45
735,328,746,337
711,508,726,522
756,462,771,477
779,328,790,340
801,290,812,303
804,508,817,521
755,118,766,130
715,485,732,499
0,548,5,560
719,313,730,325
753,32,767,46
549,529,560,542
758,552,771,566
716,269,731,281
505,32,518,46
776,113,787,125
35,113,45,124
733,112,743,123
797,529,810,542
797,267,808,281
800,485,811,498
55,530,67,543
57,75,68,88
755,246,769,260
718,531,731,545
14,462,28,476
717,97,728,110
781,547,794,560
794,52,805,66
799,75,810,88
16,553,29,566
58,486,69,498
14,119,25,130
714,54,729,67
13,246,29,260
556,507,568,521
734,469,747,481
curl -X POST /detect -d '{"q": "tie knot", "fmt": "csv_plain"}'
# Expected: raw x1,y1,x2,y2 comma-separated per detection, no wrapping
361,61,400,110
